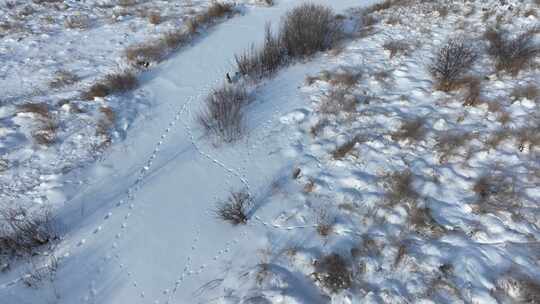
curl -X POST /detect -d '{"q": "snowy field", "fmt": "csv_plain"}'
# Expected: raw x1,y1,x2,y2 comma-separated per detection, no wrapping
1,0,540,303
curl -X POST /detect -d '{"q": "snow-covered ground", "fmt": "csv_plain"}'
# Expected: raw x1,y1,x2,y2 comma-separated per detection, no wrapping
1,0,540,303
0,0,262,209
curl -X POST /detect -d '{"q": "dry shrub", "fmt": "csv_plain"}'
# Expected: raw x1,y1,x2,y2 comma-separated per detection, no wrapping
310,119,328,137
496,275,540,303
472,174,520,213
259,0,274,6
96,106,116,147
162,30,190,49
0,159,8,172
235,23,285,79
409,206,446,237
148,12,161,25
22,256,58,288
313,253,352,293
280,3,342,58
82,71,138,100
430,38,477,92
117,0,138,7
511,83,539,102
319,88,358,115
206,2,234,19
485,27,540,75
328,69,361,88
435,131,473,163
462,76,484,106
516,124,540,152
0,207,56,259
17,103,58,145
307,69,361,88
383,39,410,58
382,170,418,206
332,135,363,159
393,242,408,268
215,190,252,225
32,121,58,146
435,5,449,18
485,129,512,150
391,117,426,142
64,14,91,29
198,84,249,143
315,209,334,237
17,103,50,118
363,0,406,14
49,70,80,89
125,41,167,64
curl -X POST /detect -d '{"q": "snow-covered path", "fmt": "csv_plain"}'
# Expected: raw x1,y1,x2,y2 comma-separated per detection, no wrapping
0,1,375,303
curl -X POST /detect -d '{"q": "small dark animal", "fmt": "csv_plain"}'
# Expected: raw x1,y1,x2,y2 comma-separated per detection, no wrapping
137,61,150,69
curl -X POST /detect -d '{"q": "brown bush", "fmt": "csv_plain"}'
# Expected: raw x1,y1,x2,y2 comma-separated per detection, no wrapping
485,27,540,75
49,70,80,89
64,14,91,29
315,209,334,237
17,103,58,145
391,117,426,142
235,23,285,79
332,135,363,159
215,190,252,225
198,84,249,143
382,169,418,206
318,88,358,115
82,71,138,100
511,83,539,102
430,38,477,91
148,12,161,25
280,3,342,58
313,253,352,293
0,207,57,258
383,39,410,58
472,174,520,213
125,41,167,64
436,131,474,163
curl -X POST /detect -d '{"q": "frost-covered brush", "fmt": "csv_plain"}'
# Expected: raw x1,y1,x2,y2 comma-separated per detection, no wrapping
430,38,477,92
